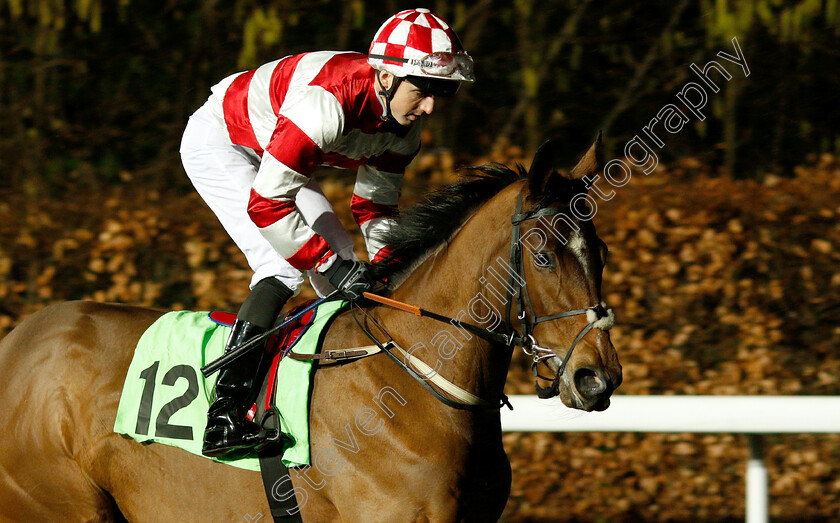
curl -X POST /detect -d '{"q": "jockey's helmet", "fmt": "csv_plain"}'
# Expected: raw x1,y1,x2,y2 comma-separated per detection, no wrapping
368,8,474,99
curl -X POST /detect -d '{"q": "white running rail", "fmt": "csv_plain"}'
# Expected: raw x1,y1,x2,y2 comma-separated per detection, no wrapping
500,395,840,523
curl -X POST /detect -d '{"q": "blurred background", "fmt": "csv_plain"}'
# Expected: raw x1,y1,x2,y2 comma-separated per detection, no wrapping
1,1,839,521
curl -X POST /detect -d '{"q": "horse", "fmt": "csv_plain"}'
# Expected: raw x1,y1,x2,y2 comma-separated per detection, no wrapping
0,136,621,522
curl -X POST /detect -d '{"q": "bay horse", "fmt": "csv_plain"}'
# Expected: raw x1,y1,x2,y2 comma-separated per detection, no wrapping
0,137,621,522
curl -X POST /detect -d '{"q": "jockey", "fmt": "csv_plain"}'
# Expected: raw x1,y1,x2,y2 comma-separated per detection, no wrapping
179,8,475,457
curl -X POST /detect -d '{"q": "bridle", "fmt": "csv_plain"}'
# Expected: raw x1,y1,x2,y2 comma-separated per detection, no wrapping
505,190,614,399
354,186,614,408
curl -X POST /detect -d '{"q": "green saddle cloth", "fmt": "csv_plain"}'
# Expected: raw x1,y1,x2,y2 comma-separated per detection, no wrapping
113,300,346,470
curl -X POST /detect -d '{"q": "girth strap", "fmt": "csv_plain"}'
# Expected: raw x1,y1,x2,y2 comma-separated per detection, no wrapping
258,447,303,522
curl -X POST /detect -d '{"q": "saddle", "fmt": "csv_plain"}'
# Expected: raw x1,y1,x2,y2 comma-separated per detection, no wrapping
209,301,381,449
210,302,327,449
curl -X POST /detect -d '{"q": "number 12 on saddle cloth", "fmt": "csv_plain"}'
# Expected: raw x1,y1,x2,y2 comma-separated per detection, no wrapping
112,300,347,471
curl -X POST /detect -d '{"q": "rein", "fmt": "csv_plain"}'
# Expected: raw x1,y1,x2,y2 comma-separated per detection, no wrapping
349,305,510,411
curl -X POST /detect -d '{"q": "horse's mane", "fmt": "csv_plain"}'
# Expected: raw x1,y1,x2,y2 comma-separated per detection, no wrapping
376,163,525,282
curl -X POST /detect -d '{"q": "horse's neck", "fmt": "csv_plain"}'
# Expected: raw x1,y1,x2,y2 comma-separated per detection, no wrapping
384,184,520,403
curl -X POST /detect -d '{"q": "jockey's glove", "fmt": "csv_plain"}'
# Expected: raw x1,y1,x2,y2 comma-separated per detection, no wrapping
320,258,377,300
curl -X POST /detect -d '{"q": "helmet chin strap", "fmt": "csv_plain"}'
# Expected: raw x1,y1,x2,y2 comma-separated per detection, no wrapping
377,70,403,122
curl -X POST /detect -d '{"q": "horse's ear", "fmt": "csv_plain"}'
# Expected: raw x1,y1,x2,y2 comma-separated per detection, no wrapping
527,133,604,198
527,140,559,196
567,131,603,180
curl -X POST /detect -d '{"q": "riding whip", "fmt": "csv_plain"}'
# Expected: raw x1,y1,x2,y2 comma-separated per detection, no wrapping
201,290,341,377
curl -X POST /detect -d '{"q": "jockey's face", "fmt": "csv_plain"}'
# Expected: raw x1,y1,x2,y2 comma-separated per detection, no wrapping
378,72,435,126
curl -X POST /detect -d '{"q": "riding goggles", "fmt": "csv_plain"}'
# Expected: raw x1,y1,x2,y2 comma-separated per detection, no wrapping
369,52,475,82
405,75,461,98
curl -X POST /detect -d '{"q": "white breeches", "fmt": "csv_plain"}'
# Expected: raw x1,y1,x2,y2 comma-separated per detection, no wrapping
179,100,357,295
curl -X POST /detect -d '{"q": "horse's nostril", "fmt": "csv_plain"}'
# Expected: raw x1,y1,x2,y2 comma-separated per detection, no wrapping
574,368,607,397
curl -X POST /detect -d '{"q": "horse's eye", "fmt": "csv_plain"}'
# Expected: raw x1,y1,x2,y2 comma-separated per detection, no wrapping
532,251,556,270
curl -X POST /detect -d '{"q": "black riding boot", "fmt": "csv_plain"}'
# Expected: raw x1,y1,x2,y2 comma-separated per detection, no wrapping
202,277,293,458
202,319,267,457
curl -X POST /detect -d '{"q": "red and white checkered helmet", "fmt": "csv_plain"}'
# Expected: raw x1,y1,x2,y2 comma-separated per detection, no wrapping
368,8,475,83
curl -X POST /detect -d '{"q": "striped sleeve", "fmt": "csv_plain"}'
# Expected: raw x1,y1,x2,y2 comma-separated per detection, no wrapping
249,86,346,271
352,127,420,262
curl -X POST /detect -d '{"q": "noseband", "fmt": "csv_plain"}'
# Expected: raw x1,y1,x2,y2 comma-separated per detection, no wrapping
505,190,615,399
